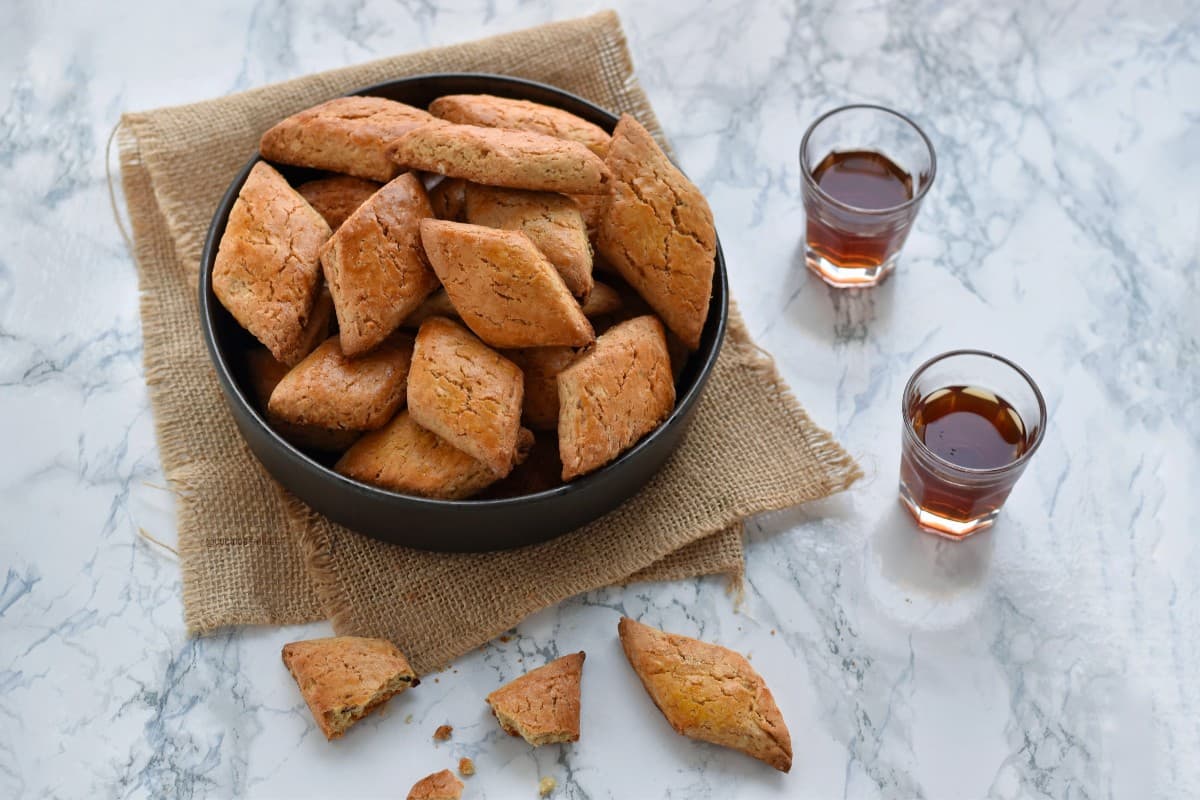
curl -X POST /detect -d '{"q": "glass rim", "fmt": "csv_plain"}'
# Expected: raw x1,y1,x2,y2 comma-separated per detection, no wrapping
800,103,937,215
900,349,1047,476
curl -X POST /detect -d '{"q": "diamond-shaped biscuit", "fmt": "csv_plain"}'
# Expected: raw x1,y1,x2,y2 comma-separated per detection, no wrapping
260,96,434,182
244,343,360,453
320,172,440,356
268,333,413,432
212,161,331,365
596,114,716,350
486,651,585,745
407,317,525,477
557,315,675,480
390,122,610,194
618,617,792,772
281,636,418,741
465,184,594,299
335,411,532,500
429,94,611,157
419,220,594,349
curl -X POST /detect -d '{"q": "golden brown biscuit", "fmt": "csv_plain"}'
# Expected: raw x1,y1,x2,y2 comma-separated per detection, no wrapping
504,346,578,431
213,161,331,364
244,346,360,452
596,115,716,350
419,220,594,349
335,412,532,499
579,282,622,318
390,122,610,194
281,636,418,741
406,769,463,800
428,177,467,221
297,176,381,230
429,94,611,157
401,289,459,329
260,96,434,182
570,192,606,242
320,172,439,356
268,333,413,432
408,317,524,477
617,617,792,772
486,652,585,746
556,316,675,480
465,184,593,299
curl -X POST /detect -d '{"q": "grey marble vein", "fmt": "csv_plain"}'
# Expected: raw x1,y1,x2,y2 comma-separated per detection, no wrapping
0,0,1195,797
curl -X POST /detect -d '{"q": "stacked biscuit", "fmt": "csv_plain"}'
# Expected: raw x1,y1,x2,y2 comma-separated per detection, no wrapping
215,93,716,499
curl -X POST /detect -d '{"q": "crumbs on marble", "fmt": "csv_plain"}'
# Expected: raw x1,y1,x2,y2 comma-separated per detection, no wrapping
538,776,556,796
433,724,453,741
404,714,413,724
499,635,512,643
458,757,475,777
770,629,776,635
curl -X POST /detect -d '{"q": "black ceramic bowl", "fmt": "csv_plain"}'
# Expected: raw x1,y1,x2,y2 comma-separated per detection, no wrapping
199,73,728,552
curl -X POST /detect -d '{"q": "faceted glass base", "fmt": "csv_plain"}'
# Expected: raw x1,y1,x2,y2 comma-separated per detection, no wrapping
805,248,898,288
898,483,999,540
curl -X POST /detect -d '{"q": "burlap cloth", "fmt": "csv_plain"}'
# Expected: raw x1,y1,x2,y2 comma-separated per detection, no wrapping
118,11,861,673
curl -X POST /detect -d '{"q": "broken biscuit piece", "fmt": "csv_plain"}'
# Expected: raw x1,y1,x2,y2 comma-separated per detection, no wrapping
486,651,585,746
281,636,418,741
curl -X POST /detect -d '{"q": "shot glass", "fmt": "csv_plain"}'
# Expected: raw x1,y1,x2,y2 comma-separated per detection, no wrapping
800,104,936,288
899,350,1046,538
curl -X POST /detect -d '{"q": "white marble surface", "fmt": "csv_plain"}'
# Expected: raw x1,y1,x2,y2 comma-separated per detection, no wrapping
1,0,1196,797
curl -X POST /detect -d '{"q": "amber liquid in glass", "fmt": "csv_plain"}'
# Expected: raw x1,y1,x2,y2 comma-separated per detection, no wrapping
806,150,914,267
902,385,1027,521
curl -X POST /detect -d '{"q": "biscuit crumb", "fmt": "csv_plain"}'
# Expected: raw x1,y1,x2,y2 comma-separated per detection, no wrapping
458,757,475,777
770,629,776,636
433,724,453,741
499,635,512,643
404,714,413,724
538,776,556,796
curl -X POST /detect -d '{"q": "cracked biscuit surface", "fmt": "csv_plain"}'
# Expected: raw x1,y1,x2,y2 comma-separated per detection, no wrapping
281,636,418,741
245,344,361,452
212,161,331,365
390,122,611,194
297,175,381,230
419,220,594,349
486,651,585,745
320,172,439,356
407,317,525,477
596,114,716,350
267,333,413,432
406,769,463,800
429,93,611,157
617,617,792,772
556,315,675,480
260,96,434,182
335,411,532,499
465,184,594,299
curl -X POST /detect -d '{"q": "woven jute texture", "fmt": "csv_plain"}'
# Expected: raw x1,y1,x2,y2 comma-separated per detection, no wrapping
118,11,861,673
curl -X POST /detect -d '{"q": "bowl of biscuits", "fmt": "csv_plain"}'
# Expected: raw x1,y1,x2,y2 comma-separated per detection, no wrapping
199,73,727,551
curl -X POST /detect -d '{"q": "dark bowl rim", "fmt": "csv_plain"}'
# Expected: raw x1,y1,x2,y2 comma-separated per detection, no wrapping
199,71,730,511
